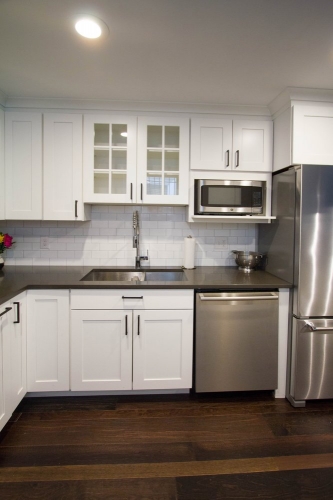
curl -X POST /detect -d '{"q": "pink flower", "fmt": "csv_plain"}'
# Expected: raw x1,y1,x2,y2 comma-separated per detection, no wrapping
3,234,13,248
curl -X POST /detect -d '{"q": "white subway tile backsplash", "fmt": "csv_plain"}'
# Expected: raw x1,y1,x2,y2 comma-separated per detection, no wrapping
3,207,257,267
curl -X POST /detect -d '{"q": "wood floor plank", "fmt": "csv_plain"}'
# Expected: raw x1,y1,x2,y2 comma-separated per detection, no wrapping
0,414,274,447
0,477,177,500
193,434,333,461
0,442,196,467
264,410,333,437
176,468,333,500
0,453,333,483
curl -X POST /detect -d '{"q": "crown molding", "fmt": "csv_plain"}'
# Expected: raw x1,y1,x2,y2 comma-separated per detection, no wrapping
0,88,7,108
269,87,333,116
4,97,271,117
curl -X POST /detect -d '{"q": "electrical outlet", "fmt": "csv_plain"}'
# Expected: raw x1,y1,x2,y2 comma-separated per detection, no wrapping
215,238,228,250
40,237,49,249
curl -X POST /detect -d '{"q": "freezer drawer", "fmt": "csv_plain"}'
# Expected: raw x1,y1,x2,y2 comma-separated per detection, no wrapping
291,318,333,400
195,292,278,393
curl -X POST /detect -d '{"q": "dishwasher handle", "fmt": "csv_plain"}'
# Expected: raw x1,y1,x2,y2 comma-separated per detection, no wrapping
198,293,278,301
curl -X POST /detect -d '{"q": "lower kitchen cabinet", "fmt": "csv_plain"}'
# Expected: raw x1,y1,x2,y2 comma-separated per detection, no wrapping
71,310,132,391
132,310,193,390
70,289,194,391
0,293,26,432
27,290,69,392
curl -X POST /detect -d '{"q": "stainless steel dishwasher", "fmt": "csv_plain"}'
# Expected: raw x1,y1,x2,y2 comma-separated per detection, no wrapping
195,291,279,393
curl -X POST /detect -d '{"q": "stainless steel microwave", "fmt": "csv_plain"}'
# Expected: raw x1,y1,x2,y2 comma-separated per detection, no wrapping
194,179,265,215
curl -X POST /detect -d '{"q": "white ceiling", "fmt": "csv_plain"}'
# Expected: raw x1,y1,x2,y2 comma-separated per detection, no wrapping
1,0,333,107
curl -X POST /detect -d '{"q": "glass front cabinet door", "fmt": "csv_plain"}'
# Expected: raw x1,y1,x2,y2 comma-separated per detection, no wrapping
137,117,189,205
83,115,137,203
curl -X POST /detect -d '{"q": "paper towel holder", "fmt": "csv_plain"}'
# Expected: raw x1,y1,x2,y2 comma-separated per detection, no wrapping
182,235,196,270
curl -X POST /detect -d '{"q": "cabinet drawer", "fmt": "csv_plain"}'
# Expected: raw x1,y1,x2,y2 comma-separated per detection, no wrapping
70,289,194,310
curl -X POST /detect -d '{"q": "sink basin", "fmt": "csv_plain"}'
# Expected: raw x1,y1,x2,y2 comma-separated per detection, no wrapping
80,269,187,282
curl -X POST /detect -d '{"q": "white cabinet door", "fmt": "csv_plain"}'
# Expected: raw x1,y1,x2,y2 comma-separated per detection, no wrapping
44,113,87,221
0,108,4,220
0,295,27,432
133,309,193,390
232,120,273,172
27,290,69,392
137,116,189,204
191,118,233,171
71,309,132,391
0,302,13,432
9,293,26,411
83,115,137,204
5,112,42,219
292,104,333,165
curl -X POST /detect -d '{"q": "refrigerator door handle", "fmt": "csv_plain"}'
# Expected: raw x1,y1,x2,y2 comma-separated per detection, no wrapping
305,321,333,332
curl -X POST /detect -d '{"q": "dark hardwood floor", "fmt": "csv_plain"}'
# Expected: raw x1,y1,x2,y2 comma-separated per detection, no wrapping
1,392,333,499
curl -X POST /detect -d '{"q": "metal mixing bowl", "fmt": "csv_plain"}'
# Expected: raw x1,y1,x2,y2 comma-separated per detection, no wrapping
232,250,265,272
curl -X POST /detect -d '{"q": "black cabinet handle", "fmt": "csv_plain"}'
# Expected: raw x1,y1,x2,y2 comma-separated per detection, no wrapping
137,315,140,335
122,296,143,299
225,150,230,167
75,200,78,218
13,302,20,324
140,183,143,201
235,150,240,167
130,183,133,201
0,307,12,318
125,314,128,336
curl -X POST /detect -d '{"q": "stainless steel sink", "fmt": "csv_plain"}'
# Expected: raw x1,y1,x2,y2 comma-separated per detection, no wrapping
80,269,187,282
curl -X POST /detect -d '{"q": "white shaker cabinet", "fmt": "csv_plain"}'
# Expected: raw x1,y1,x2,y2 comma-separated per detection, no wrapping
43,113,88,221
5,112,42,219
27,290,69,392
191,118,233,171
9,293,26,411
0,301,14,432
0,108,4,220
70,289,194,391
83,115,137,204
274,103,333,172
232,120,273,172
0,294,26,433
137,116,190,204
190,118,272,172
71,309,132,391
132,309,193,390
292,104,333,165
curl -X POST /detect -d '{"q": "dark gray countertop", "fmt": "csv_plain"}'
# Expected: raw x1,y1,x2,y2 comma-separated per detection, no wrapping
0,265,292,306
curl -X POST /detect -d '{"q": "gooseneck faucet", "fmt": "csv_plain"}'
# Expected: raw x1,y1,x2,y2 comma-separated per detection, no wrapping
133,211,148,268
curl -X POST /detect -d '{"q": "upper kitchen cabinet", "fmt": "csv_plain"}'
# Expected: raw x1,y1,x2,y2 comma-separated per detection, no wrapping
83,115,137,204
191,118,232,171
273,103,333,172
190,118,273,172
137,117,189,205
0,109,4,220
44,113,88,221
293,104,333,165
5,112,42,219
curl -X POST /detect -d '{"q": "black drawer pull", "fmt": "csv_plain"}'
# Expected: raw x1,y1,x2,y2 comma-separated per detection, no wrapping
122,296,143,299
13,302,20,324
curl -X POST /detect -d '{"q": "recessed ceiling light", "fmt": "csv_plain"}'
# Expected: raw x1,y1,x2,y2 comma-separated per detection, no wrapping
75,15,108,39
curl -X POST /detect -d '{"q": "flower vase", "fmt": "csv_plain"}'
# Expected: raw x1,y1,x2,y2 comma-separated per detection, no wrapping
0,256,4,270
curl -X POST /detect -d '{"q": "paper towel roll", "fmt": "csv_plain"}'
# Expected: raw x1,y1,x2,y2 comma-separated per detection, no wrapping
183,236,195,269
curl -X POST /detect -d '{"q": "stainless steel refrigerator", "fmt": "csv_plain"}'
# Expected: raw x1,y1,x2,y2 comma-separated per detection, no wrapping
259,164,333,407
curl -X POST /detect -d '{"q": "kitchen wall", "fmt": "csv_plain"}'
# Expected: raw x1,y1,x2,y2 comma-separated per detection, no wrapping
1,206,256,267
